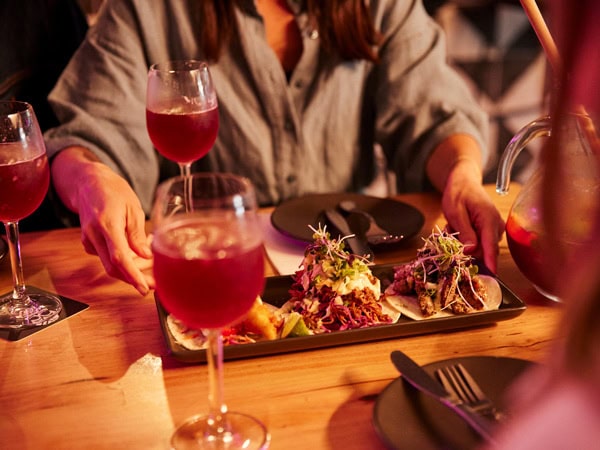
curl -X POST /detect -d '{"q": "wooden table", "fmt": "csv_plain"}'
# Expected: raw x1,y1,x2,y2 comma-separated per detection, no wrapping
0,184,564,450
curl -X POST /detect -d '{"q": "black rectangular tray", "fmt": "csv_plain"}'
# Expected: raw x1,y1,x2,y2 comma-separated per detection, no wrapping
155,263,526,363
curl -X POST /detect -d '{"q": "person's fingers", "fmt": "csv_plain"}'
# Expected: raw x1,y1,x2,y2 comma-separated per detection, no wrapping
80,216,151,295
478,213,505,274
458,202,504,273
112,247,151,295
442,197,479,251
442,187,504,273
132,251,155,290
59,158,153,295
126,207,152,259
452,218,478,252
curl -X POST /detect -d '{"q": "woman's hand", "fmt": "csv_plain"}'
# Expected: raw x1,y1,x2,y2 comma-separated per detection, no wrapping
52,147,155,295
441,161,504,272
427,134,505,272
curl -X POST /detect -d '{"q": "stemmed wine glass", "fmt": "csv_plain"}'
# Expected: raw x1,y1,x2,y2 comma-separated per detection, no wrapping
146,60,219,178
152,173,270,449
0,101,63,328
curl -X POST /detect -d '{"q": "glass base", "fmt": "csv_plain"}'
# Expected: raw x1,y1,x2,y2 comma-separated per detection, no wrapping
171,411,270,450
0,291,63,329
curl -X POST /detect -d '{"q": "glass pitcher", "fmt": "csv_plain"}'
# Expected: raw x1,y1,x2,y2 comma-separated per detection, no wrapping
496,112,600,301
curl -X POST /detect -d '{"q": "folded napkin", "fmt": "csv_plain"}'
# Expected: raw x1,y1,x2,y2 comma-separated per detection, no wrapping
259,212,306,275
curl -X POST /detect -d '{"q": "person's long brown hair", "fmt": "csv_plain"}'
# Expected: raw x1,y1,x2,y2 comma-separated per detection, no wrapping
192,0,381,63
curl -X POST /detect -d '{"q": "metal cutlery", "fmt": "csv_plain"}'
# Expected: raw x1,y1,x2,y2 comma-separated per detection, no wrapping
435,363,506,422
390,350,497,445
337,200,403,245
323,208,374,262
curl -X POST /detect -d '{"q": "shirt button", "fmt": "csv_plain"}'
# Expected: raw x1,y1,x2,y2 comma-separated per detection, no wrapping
294,80,303,89
284,120,294,131
286,174,297,184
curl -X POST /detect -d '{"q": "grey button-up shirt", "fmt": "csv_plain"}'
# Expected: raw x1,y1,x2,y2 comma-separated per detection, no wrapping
45,0,488,214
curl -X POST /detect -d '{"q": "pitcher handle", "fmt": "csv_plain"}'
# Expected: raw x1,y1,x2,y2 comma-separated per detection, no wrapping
496,116,552,195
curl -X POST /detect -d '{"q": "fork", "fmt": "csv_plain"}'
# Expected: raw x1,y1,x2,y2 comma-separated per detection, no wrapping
435,363,506,422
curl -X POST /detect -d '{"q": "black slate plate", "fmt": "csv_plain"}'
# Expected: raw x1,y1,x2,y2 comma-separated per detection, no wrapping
373,355,533,449
270,193,425,248
155,264,527,363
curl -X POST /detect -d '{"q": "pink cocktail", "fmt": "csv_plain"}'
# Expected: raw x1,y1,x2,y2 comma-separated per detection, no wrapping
146,60,219,177
146,106,219,164
151,173,269,449
153,216,264,330
0,152,49,222
0,101,63,328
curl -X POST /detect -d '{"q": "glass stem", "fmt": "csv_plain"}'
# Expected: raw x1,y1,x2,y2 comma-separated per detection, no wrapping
205,329,229,437
178,162,192,178
4,221,27,302
179,163,193,212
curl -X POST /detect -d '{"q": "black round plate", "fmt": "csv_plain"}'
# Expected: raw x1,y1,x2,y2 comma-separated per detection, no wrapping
270,193,424,246
373,355,533,450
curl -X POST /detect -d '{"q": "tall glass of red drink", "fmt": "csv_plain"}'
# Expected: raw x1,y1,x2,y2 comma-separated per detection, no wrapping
152,173,269,449
0,101,63,328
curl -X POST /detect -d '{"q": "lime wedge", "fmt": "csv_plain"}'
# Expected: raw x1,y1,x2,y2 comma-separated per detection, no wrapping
281,312,311,338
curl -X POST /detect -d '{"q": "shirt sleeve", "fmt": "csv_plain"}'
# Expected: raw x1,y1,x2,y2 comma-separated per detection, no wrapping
372,0,489,191
44,0,160,214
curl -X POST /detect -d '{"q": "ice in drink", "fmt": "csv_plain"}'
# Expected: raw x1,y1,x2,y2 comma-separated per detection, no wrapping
153,215,264,330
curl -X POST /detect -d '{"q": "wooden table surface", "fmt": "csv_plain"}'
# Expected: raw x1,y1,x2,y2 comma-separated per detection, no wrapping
0,184,564,450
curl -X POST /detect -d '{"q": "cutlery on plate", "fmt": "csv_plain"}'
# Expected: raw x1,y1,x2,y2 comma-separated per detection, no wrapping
337,200,403,245
323,208,374,262
390,350,497,445
435,363,506,422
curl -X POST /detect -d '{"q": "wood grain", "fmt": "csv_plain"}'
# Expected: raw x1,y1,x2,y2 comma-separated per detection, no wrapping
0,184,563,450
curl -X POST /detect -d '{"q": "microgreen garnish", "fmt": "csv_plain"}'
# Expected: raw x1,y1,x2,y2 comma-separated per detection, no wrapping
388,227,489,316
285,224,392,333
416,226,472,276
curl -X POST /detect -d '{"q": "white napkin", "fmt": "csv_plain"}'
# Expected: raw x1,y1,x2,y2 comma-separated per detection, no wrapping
259,212,306,275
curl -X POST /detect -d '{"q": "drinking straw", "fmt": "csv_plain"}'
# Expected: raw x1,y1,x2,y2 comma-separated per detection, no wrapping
519,0,561,74
519,0,599,153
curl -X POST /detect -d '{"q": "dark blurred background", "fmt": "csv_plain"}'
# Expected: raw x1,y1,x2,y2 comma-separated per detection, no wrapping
0,0,100,231
424,0,549,184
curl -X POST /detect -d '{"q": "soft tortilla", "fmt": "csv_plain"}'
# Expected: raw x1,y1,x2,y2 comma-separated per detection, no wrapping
384,275,502,321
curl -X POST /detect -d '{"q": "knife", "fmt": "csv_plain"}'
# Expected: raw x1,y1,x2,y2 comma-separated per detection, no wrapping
323,208,374,262
390,350,497,445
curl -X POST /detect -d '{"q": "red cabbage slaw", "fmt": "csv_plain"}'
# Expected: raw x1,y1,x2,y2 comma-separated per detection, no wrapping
284,226,393,333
